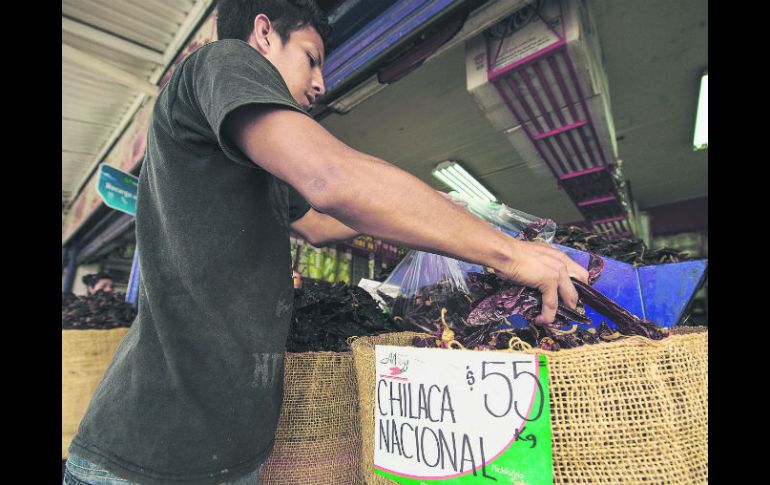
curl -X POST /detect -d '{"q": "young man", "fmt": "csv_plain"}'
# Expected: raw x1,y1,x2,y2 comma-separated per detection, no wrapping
82,272,114,295
64,1,588,483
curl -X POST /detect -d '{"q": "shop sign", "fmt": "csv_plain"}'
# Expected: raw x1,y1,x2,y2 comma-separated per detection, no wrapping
97,164,138,216
374,346,553,484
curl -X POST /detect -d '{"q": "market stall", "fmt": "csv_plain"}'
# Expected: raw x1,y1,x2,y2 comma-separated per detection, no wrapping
62,0,707,483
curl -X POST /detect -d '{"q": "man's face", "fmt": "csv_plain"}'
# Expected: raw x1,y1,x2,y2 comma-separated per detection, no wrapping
260,25,326,110
89,278,113,295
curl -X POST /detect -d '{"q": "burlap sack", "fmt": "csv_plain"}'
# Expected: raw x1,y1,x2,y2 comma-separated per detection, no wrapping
260,351,363,485
62,328,129,459
351,327,707,484
61,329,362,481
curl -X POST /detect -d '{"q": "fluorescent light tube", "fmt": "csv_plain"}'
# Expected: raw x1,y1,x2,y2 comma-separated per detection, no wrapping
450,164,497,201
431,161,497,203
436,168,478,200
445,164,490,201
433,164,474,200
438,164,488,202
693,72,708,151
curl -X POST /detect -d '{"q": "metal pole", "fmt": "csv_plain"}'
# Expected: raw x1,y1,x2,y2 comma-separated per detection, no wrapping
126,246,140,306
62,245,79,293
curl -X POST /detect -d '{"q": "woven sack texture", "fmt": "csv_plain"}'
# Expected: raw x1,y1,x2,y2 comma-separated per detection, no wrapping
351,327,707,485
667,325,707,335
260,351,363,485
62,328,129,459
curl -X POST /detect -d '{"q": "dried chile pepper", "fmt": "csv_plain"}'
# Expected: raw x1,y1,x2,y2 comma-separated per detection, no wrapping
287,280,402,352
387,224,680,352
554,226,690,266
400,255,668,352
61,291,137,330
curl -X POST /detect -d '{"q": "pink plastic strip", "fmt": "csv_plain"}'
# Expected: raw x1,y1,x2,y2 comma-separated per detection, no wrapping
533,121,588,140
577,195,617,207
488,39,567,81
562,51,608,166
559,166,607,181
547,56,580,122
546,52,597,167
517,65,577,172
591,215,626,225
533,62,588,170
504,76,567,174
493,83,565,180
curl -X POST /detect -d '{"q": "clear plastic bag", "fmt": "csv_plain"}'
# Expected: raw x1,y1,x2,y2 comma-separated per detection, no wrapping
447,191,557,243
377,194,555,334
377,251,481,333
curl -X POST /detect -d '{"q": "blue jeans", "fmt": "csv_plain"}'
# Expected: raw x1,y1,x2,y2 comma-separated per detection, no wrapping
63,453,262,484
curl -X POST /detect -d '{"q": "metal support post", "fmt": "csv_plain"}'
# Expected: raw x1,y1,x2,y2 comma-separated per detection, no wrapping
62,245,80,293
126,247,140,307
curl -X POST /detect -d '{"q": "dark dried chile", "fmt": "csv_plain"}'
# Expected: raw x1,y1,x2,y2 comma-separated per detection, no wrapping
61,291,137,330
467,285,525,325
587,252,605,285
554,226,690,266
523,218,555,241
571,278,668,340
403,229,671,351
407,263,670,351
286,279,402,352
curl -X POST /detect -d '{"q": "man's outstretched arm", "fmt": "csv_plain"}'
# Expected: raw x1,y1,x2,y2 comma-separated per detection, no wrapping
291,191,466,245
223,106,588,323
290,208,358,246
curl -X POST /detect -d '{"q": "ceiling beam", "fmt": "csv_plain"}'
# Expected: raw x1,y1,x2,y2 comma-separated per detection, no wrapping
65,92,148,208
62,17,164,65
62,43,160,97
152,0,215,73
65,0,214,208
425,0,532,63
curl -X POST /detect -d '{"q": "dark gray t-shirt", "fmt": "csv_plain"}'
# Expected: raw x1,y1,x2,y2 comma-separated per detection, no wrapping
70,40,312,484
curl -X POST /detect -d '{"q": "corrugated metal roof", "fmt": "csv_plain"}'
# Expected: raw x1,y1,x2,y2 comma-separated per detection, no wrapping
62,0,213,207
63,0,707,232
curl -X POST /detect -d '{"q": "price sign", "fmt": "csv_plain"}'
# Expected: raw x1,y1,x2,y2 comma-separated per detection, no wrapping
374,346,552,484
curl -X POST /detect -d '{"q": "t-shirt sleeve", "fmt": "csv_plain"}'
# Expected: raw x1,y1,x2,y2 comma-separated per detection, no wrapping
180,40,309,168
287,183,312,222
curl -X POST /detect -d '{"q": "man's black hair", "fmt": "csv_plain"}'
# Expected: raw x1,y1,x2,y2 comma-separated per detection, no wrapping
216,0,332,51
82,272,112,288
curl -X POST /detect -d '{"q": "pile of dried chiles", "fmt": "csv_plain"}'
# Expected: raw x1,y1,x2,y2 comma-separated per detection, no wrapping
379,222,671,352
381,257,668,352
555,225,690,266
62,291,137,329
287,279,401,352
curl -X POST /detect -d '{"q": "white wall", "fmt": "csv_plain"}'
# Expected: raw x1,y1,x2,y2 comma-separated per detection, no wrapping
70,263,100,296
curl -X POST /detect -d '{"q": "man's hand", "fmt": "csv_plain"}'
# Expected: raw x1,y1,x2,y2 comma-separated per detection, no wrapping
497,239,589,324
439,190,585,323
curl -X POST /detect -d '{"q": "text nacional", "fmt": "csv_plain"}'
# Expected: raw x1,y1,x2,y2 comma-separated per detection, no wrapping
376,379,497,480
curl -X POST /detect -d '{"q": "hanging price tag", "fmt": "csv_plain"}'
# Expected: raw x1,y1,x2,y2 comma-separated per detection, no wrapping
96,164,138,216
374,346,552,484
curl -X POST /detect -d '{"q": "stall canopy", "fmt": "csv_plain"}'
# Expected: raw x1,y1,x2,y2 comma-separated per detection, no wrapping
63,0,707,245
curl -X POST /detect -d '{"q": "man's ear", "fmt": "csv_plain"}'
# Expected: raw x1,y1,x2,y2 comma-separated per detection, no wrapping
252,14,273,55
